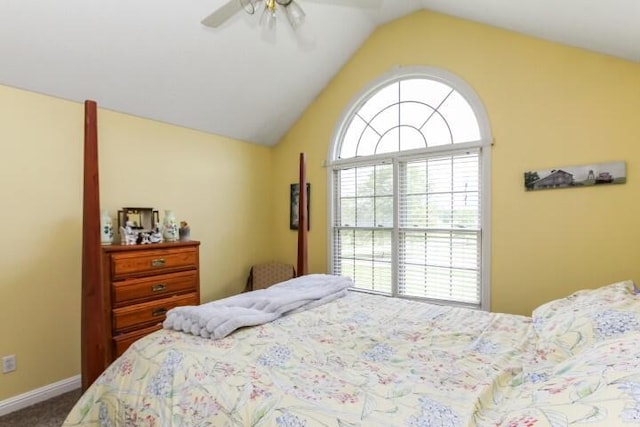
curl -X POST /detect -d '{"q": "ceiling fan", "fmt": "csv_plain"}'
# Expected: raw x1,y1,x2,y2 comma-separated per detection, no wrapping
201,0,382,30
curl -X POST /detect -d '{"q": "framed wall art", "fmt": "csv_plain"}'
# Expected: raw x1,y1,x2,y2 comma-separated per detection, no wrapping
290,183,310,230
524,161,626,192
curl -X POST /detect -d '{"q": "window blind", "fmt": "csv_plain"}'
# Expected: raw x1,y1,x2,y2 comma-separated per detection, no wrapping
333,163,393,294
398,151,481,304
332,150,481,305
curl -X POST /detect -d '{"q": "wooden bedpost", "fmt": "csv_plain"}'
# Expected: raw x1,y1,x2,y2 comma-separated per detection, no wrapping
297,153,308,276
81,100,106,391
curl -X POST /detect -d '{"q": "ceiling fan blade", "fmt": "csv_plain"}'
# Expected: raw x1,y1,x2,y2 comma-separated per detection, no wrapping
201,0,244,28
304,0,383,9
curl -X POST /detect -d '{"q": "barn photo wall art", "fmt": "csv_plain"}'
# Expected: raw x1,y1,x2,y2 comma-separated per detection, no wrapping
524,161,626,191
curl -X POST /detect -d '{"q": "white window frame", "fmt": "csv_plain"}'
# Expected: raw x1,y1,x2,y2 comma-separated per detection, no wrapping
326,66,493,310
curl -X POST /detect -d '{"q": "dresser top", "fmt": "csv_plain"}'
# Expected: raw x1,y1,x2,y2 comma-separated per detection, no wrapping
102,240,200,253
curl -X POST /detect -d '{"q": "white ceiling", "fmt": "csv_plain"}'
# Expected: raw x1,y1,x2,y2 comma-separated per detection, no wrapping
1,0,638,146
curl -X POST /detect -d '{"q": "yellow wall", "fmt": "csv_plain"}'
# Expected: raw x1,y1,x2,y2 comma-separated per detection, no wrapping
272,11,640,315
0,85,273,400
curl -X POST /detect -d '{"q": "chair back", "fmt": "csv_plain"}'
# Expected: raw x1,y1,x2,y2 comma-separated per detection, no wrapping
246,262,295,291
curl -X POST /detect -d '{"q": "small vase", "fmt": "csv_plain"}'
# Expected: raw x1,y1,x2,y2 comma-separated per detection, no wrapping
100,209,113,245
162,210,179,242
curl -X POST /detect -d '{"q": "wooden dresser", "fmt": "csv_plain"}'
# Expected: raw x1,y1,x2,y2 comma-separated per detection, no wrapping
101,240,200,363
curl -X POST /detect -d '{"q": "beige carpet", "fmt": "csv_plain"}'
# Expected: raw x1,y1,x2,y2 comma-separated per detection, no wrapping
0,389,81,427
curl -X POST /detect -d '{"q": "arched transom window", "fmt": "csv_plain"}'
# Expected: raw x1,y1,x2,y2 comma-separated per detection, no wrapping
339,78,480,158
328,66,492,309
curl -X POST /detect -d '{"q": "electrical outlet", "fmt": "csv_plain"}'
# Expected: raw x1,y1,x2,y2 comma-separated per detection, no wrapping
2,355,16,373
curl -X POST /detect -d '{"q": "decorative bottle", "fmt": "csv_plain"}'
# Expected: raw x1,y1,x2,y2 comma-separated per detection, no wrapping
100,209,113,245
162,210,179,242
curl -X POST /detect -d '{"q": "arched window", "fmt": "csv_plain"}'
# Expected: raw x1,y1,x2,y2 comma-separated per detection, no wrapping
328,66,492,309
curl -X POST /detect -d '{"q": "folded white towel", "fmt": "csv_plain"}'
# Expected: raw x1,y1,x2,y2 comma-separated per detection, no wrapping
163,274,352,339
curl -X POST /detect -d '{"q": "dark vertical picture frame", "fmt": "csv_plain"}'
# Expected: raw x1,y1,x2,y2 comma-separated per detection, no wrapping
290,183,310,230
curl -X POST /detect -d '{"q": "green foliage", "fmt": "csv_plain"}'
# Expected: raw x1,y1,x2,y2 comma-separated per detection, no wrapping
524,171,540,190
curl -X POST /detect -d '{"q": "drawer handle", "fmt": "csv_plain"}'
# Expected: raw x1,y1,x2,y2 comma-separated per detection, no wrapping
151,258,166,267
152,308,168,317
152,283,167,292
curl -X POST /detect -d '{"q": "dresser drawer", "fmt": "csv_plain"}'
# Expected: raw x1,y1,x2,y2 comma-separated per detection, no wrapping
113,324,163,357
112,292,198,333
111,247,197,279
112,270,197,306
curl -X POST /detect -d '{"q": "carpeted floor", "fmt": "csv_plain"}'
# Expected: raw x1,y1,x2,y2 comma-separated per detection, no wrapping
0,389,81,427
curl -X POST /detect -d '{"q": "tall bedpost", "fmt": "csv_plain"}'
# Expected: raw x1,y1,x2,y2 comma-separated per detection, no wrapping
297,153,308,276
81,100,105,391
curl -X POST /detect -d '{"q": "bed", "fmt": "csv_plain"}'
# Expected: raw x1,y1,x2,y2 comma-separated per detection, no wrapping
73,102,640,426
64,279,640,426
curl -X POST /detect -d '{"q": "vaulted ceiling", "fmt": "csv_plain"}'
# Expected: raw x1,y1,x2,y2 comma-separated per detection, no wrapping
1,0,638,146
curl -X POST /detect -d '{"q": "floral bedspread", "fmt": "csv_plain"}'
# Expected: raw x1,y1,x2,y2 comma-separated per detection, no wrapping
63,281,640,426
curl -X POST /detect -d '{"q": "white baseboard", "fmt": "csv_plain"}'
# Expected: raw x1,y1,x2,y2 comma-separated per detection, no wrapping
0,375,81,417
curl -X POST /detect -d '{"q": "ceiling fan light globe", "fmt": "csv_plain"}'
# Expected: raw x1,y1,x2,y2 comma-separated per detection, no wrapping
285,1,305,29
239,0,255,14
260,5,277,30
